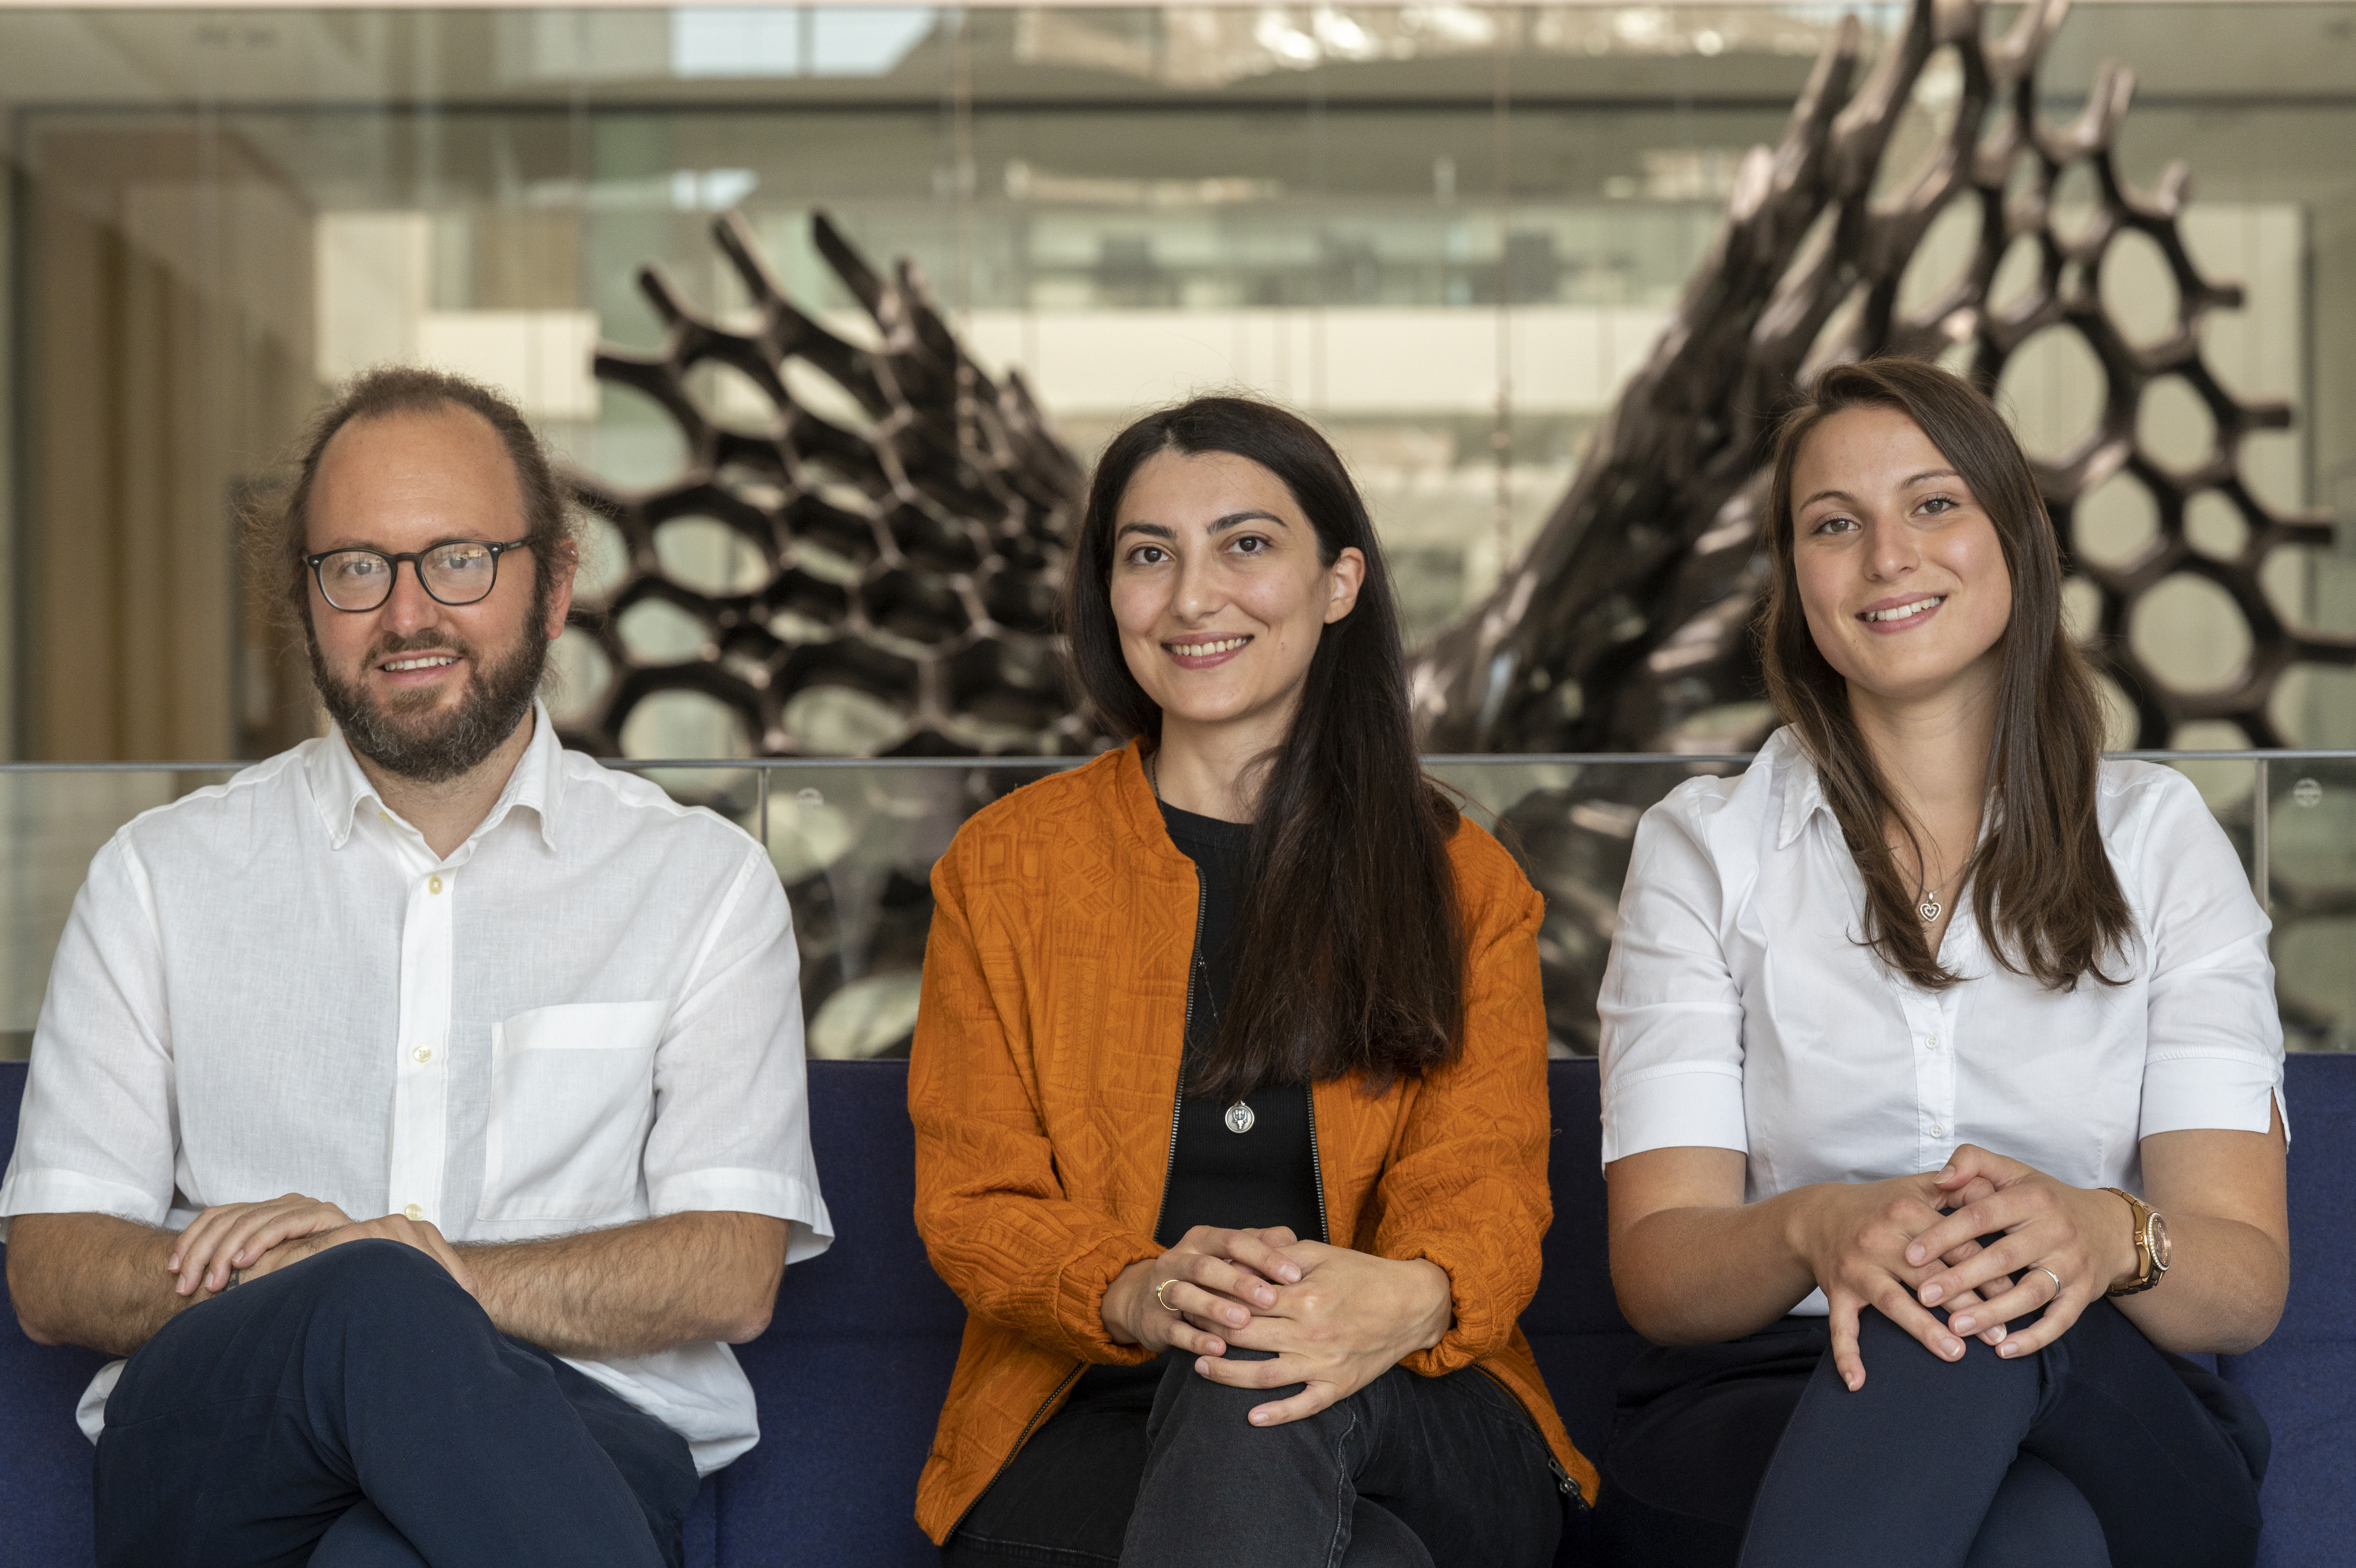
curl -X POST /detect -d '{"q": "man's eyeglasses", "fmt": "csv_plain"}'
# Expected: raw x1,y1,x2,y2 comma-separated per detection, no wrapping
305,539,532,613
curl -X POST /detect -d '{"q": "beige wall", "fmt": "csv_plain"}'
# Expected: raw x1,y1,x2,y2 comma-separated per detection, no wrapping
24,129,321,760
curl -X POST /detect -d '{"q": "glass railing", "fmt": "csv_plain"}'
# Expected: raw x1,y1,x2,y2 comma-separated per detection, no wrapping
4,751,2349,1060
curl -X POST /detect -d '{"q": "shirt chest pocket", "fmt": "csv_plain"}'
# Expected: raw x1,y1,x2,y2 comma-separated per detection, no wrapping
479,1000,667,1224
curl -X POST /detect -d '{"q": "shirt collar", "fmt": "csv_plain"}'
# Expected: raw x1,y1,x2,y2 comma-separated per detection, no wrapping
1768,727,1835,852
306,698,566,855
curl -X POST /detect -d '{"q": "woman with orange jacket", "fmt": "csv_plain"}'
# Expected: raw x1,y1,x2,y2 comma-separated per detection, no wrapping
909,396,1593,1568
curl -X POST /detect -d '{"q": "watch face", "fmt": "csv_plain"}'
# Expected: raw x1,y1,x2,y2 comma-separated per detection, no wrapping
2149,1213,2172,1273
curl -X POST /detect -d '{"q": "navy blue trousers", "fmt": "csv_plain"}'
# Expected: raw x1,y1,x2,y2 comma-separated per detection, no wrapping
1595,1300,2268,1568
94,1239,699,1568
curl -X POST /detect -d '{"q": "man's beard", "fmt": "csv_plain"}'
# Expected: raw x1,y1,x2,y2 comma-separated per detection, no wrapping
307,613,548,785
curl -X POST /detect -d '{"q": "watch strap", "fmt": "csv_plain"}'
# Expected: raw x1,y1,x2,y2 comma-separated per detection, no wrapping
2101,1186,2160,1296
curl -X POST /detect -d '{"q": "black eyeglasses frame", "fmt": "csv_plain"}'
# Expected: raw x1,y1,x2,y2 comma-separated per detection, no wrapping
303,537,535,612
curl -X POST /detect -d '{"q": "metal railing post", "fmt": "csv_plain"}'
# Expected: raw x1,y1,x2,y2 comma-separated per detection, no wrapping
2252,757,2270,911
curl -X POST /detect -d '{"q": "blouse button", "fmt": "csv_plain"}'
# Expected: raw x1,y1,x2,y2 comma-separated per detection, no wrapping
1931,1123,1947,1138
1926,1033,1941,1050
428,874,443,895
411,1045,432,1064
402,1203,424,1221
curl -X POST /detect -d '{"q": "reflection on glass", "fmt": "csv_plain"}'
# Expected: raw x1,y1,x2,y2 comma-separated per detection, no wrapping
6,754,2340,1063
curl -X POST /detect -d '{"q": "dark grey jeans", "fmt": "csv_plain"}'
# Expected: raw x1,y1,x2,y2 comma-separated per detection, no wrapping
947,1349,1577,1568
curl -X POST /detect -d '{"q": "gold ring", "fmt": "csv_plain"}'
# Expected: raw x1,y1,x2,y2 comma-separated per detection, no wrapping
2036,1266,2063,1295
1154,1278,1178,1313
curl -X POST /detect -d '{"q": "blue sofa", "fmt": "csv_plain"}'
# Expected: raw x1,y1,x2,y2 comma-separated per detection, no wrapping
3,1057,2349,1566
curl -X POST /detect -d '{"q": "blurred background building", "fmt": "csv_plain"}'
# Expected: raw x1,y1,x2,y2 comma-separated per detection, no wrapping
2,0,2350,765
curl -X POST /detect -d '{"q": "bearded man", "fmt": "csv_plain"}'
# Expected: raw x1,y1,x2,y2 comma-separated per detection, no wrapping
0,367,830,1568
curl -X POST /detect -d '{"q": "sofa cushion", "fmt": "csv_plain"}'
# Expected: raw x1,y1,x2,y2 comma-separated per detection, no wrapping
0,1055,2348,1568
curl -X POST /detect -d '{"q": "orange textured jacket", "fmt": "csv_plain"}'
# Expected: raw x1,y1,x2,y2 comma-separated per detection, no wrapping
907,741,1596,1540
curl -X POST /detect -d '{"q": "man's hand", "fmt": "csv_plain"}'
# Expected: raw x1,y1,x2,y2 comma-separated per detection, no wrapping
166,1193,352,1297
1104,1226,1302,1357
1190,1242,1453,1427
243,1213,479,1296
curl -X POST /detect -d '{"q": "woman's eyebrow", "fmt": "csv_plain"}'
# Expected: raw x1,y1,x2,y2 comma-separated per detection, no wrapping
1799,472,1960,512
1207,509,1288,533
1118,510,1289,542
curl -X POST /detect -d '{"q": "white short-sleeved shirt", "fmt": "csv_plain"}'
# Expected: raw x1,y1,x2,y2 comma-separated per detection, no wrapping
0,702,832,1472
1597,728,2283,1314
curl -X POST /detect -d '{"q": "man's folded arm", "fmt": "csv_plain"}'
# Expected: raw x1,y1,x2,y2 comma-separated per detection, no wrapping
458,1210,789,1358
8,1204,790,1364
6,1213,222,1359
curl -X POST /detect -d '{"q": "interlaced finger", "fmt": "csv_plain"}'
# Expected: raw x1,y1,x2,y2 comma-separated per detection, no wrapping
1246,1381,1341,1427
1826,1294,1867,1391
1947,1264,2066,1343
1190,1252,1281,1311
1218,1229,1303,1287
1919,1230,2041,1307
1907,1188,2047,1268
1856,1268,1967,1367
1938,1235,1986,1269
1191,1351,1310,1392
1165,1277,1254,1334
1981,1278,2084,1360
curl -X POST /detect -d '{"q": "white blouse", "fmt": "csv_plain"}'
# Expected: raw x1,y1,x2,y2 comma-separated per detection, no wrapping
1598,728,2283,1311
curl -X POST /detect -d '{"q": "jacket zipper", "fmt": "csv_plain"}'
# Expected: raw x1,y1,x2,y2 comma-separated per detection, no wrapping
1303,1084,1330,1245
944,1362,1084,1540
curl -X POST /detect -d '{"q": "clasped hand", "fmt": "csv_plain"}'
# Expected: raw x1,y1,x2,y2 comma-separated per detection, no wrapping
167,1191,477,1298
1795,1145,2137,1390
1105,1225,1452,1428
1902,1145,2139,1359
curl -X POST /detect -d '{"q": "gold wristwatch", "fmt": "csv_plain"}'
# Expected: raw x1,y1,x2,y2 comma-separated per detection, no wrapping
2101,1187,2172,1296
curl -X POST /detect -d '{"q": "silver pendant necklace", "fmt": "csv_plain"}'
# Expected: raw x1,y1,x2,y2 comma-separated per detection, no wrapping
1152,750,1253,1135
1918,885,1944,924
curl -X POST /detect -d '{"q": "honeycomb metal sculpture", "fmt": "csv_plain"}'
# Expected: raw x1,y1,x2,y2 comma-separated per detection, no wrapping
1399,0,2350,1049
562,211,1090,760
565,0,2344,1053
1412,0,2347,758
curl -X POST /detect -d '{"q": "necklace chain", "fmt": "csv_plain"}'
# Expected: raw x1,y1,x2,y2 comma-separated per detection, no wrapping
1151,749,1253,1133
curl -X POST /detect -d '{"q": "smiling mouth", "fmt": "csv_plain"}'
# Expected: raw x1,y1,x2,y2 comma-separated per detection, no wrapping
380,653,461,673
1167,636,1250,655
1860,596,1944,623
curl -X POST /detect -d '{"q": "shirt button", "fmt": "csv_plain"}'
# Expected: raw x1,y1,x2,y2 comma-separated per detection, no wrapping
411,1045,432,1064
1926,1034,1941,1051
1931,1123,1947,1138
428,874,443,895
402,1203,423,1221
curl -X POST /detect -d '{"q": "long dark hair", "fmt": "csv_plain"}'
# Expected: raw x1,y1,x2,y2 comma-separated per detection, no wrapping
1064,396,1466,1100
1761,358,2130,990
